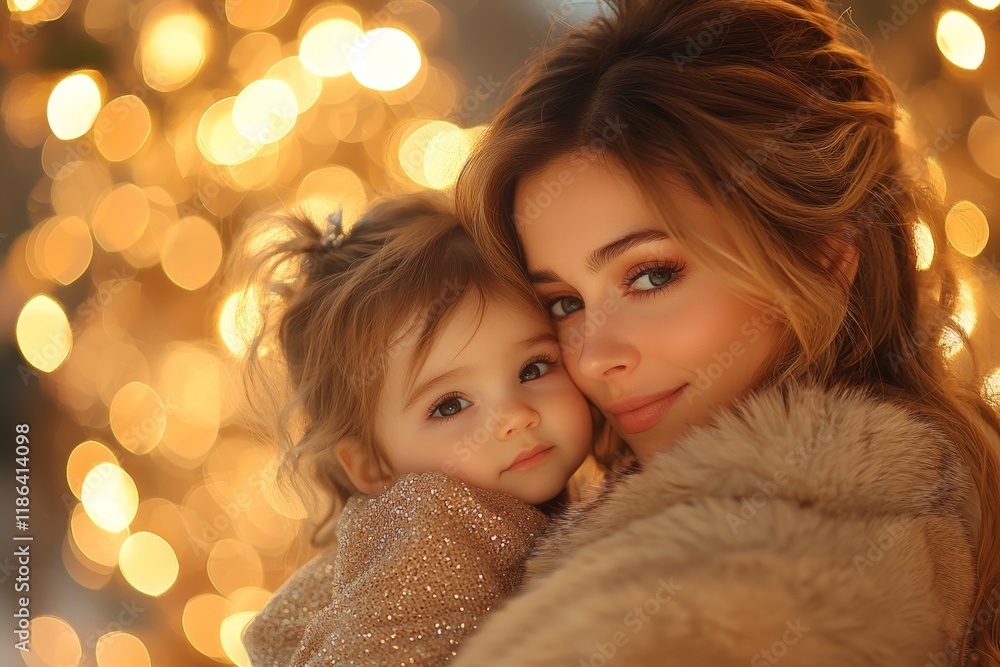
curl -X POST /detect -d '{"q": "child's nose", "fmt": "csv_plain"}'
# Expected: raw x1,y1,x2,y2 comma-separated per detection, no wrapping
492,401,540,441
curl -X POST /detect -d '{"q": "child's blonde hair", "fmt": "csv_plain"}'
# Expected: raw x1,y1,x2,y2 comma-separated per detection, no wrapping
456,0,1000,660
226,191,546,544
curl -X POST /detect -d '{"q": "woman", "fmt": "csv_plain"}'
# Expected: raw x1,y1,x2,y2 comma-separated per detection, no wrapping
452,0,1000,664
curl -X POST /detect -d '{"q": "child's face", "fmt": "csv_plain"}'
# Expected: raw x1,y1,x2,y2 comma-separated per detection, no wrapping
374,294,593,505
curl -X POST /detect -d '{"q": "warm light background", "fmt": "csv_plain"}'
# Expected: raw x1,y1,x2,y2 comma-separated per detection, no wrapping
1,1,999,665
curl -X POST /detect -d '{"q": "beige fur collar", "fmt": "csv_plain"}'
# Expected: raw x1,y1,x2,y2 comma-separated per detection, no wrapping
528,380,979,580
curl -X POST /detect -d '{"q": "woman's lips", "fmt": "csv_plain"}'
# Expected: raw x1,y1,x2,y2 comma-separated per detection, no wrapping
608,385,687,434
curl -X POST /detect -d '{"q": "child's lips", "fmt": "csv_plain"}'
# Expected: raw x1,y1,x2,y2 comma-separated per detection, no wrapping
503,444,554,472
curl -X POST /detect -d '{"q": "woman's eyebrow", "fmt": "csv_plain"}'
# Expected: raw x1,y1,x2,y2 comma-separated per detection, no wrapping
585,229,670,273
527,229,670,284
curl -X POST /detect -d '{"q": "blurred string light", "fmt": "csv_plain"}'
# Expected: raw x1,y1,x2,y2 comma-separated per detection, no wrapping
15,294,71,372
140,9,209,92
968,0,1000,9
95,632,151,667
914,219,935,270
47,72,103,140
4,2,998,666
936,11,986,70
946,200,990,257
80,462,139,532
119,531,180,596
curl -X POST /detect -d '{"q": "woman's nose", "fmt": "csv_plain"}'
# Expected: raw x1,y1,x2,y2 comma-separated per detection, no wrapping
565,309,637,381
492,400,540,441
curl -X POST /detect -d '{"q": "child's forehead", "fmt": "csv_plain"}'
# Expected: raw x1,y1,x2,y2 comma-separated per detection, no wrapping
392,291,554,380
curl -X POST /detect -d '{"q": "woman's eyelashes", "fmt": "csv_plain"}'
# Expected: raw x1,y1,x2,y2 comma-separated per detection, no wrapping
624,259,686,294
543,258,687,319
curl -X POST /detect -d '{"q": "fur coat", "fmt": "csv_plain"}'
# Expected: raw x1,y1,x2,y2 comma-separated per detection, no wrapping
449,381,983,667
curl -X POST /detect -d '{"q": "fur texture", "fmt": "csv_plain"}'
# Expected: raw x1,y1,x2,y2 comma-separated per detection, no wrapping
450,381,980,667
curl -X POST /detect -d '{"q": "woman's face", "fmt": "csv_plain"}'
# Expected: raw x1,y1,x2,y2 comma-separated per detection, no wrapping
514,154,785,462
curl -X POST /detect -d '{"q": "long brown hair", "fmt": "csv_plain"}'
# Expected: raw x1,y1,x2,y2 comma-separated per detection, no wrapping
225,191,538,545
456,0,1000,661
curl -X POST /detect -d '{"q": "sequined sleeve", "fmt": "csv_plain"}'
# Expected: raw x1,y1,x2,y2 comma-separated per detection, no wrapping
243,545,340,667
289,472,549,666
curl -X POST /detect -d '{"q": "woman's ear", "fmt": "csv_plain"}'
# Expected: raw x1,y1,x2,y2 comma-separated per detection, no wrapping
335,436,395,495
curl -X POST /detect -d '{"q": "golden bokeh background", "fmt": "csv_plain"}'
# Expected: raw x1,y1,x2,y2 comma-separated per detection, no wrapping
1,1,999,665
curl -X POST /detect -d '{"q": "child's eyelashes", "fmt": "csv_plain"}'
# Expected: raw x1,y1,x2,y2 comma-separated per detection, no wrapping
425,352,562,422
519,353,559,383
428,393,470,420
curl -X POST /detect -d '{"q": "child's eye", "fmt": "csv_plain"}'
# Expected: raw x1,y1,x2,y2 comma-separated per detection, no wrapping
546,296,583,319
429,395,472,419
519,354,559,383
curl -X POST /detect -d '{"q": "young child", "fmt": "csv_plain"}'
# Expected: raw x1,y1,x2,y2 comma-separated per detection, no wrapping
232,191,596,666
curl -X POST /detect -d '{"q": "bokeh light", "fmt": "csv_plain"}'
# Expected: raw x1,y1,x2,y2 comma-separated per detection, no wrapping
94,95,152,162
226,0,293,30
42,214,93,284
183,594,236,660
936,11,986,70
233,79,299,145
141,10,209,92
968,115,1000,179
95,632,151,667
22,616,81,667
110,382,166,454
67,440,118,500
349,28,423,91
47,72,102,140
914,219,935,270
5,3,1000,666
299,19,364,77
946,200,990,257
16,294,72,372
92,184,150,252
161,216,224,290
119,531,180,596
81,463,139,533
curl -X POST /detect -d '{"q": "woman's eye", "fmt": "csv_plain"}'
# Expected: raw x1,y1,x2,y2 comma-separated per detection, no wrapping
631,268,674,291
519,361,553,383
548,296,583,318
431,396,471,418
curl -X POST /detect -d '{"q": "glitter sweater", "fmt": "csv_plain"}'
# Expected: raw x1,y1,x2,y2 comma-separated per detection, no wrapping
242,472,549,666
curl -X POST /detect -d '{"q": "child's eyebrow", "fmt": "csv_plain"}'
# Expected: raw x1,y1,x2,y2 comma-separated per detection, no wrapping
403,333,558,411
404,367,472,412
517,332,559,350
